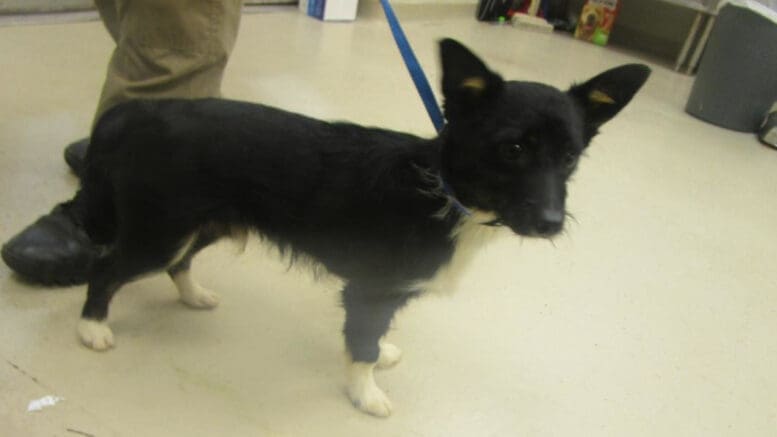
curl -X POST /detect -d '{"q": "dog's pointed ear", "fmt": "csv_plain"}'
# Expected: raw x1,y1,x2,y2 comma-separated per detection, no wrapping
440,39,504,116
568,64,651,132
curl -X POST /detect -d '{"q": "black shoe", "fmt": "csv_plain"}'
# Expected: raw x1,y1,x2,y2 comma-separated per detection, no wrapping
64,138,89,177
2,201,96,286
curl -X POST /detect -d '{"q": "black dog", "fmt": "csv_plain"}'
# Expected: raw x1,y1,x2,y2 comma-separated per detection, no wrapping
72,39,649,416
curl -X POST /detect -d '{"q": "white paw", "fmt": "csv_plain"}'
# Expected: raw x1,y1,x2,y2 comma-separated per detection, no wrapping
172,271,220,309
347,362,393,417
376,342,402,370
180,285,221,309
77,319,114,351
349,380,393,417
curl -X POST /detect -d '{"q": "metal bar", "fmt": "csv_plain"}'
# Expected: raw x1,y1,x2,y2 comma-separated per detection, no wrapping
676,11,703,71
686,15,716,75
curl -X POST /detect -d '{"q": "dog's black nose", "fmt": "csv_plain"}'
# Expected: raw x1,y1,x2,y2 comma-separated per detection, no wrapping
536,209,564,236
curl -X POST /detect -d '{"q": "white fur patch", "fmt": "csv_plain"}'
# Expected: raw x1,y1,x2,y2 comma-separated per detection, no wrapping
409,210,502,295
346,360,393,417
171,270,220,309
77,319,115,351
230,226,249,254
376,341,402,370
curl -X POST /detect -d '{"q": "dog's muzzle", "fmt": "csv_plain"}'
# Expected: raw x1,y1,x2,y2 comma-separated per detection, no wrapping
535,207,564,236
494,172,567,238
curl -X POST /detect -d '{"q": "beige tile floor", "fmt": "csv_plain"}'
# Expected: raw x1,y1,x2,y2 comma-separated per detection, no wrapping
2,3,777,437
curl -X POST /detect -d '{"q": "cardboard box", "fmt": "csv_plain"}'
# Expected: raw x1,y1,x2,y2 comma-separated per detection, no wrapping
299,0,359,21
574,0,620,46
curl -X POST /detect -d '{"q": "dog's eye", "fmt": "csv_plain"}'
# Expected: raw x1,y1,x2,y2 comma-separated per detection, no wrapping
500,143,525,162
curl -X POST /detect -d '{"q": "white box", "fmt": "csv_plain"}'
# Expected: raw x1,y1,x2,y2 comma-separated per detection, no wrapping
299,0,359,21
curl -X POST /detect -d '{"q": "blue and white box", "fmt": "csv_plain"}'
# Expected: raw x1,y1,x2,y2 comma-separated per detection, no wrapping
299,0,359,21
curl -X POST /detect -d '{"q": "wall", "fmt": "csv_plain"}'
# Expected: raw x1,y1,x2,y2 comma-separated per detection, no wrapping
0,0,92,13
609,0,698,62
0,0,296,13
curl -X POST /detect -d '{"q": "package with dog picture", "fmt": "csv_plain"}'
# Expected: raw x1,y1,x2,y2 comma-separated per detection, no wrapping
574,0,620,46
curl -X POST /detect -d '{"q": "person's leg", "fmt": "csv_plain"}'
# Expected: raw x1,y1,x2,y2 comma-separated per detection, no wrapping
62,0,121,177
94,0,242,120
94,0,120,43
2,0,243,286
66,0,242,176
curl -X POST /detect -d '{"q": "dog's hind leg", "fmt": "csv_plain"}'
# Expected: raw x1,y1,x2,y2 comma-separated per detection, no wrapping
341,283,412,417
167,231,221,309
78,234,196,351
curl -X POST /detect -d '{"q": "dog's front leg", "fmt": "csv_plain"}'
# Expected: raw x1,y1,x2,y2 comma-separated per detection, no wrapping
342,283,410,417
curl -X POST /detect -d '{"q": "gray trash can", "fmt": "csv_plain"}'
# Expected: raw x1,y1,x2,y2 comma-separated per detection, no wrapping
686,3,777,132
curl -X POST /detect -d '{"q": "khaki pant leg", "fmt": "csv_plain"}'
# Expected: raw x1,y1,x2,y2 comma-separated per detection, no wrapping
94,0,120,43
94,0,242,122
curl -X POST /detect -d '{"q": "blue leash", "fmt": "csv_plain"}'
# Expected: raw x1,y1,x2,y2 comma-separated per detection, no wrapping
378,0,445,133
379,0,471,216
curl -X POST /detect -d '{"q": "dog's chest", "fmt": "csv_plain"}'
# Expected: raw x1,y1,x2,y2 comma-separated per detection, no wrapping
409,211,502,295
